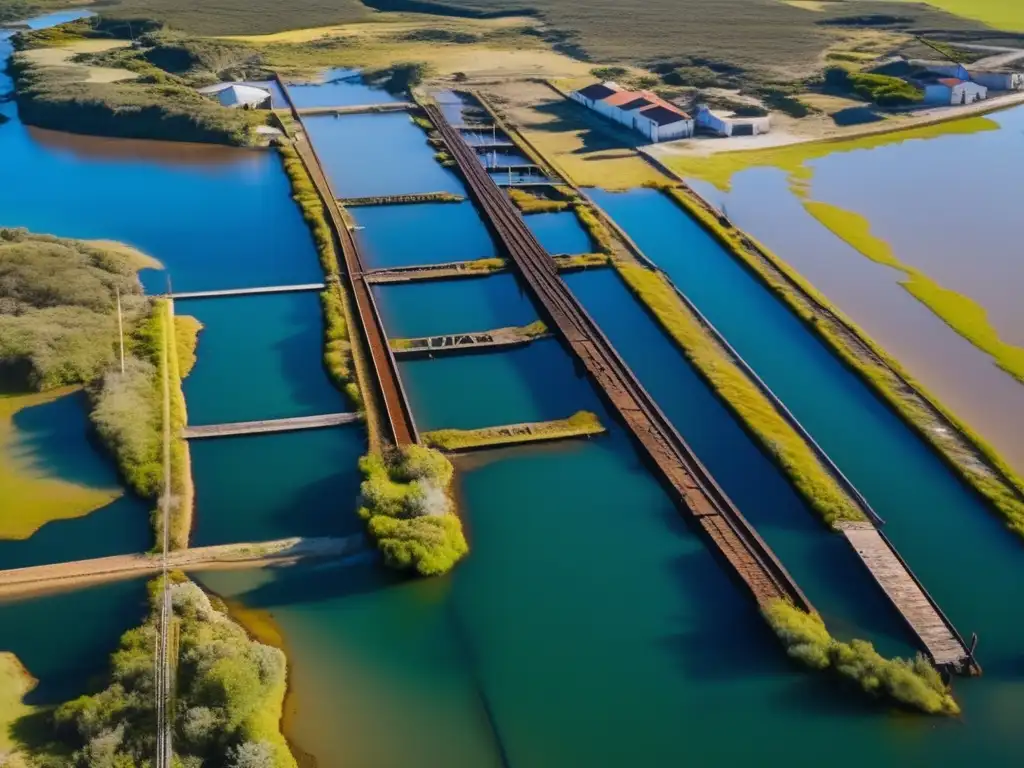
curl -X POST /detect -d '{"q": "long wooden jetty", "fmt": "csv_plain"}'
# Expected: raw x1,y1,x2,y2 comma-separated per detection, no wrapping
425,101,810,610
183,412,360,439
277,75,419,446
171,283,325,300
0,536,367,598
364,259,507,284
296,102,414,116
838,522,977,672
392,324,550,359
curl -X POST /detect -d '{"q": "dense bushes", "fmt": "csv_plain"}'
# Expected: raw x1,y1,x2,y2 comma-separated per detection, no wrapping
41,577,295,767
0,229,150,390
764,600,959,715
824,66,923,106
358,446,468,576
362,61,431,94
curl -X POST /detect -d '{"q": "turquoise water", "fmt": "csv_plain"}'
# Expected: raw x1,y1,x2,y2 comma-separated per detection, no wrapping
190,426,366,546
591,187,1024,738
399,339,601,431
0,393,151,568
374,273,537,338
565,268,907,651
285,70,399,109
180,293,344,425
0,578,147,704
0,123,318,294
352,202,497,268
304,113,465,198
524,211,592,255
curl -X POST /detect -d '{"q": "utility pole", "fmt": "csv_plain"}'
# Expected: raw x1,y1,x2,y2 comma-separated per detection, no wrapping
116,288,125,374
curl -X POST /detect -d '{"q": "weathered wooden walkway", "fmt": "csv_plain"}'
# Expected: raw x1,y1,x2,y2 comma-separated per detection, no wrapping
0,536,367,598
277,74,419,446
838,521,977,673
339,192,464,207
470,142,516,152
364,259,507,284
392,325,550,358
183,412,360,439
296,102,414,116
171,283,325,300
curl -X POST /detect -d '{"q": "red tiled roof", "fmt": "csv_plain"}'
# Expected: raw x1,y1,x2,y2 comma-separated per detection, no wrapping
602,90,645,106
938,77,964,86
601,88,691,120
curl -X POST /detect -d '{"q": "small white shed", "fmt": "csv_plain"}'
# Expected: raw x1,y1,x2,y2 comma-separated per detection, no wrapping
923,78,988,106
198,83,273,109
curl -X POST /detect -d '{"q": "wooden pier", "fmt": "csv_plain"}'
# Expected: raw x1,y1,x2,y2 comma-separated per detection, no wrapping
277,74,419,446
425,101,812,611
183,412,360,440
171,283,325,300
837,522,977,673
296,102,414,116
364,259,507,284
0,536,367,598
391,323,549,358
339,192,464,207
470,142,516,152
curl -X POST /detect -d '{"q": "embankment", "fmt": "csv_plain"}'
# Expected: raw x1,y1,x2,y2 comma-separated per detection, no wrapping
422,410,605,452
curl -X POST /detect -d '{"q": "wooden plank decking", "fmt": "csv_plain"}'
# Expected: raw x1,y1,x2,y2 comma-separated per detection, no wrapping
183,412,359,439
171,283,325,300
364,259,507,284
838,521,975,671
392,325,550,358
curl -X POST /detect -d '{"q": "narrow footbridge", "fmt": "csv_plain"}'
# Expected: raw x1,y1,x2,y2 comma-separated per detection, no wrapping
171,283,325,300
183,412,360,439
364,259,507,284
392,326,550,358
296,102,414,116
838,522,978,673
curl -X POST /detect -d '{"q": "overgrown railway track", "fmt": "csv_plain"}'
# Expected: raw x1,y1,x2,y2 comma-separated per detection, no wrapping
425,103,811,610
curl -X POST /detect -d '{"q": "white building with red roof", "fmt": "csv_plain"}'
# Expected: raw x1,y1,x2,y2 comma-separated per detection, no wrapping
923,77,988,106
570,81,694,142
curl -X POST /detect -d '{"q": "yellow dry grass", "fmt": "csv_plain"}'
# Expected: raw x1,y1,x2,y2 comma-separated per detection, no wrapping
21,40,138,84
221,14,535,43
0,389,121,541
780,1,836,11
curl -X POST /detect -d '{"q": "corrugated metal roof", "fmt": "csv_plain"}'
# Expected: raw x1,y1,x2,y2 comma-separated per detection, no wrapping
576,82,619,101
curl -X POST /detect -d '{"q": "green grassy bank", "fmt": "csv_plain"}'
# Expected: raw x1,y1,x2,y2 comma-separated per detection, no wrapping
277,144,365,412
654,184,1024,540
423,410,605,452
15,574,296,767
10,17,266,145
615,262,866,527
765,600,959,715
358,445,468,576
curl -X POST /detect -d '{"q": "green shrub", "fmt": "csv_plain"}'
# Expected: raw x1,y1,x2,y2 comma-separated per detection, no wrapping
363,61,432,94
824,66,923,106
358,446,468,576
763,600,959,715
46,577,296,767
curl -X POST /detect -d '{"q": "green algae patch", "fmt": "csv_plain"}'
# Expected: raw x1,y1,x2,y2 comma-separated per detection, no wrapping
804,201,1024,387
423,410,605,452
764,599,959,715
616,262,866,527
662,115,1000,192
358,445,468,576
0,390,122,540
888,0,1024,32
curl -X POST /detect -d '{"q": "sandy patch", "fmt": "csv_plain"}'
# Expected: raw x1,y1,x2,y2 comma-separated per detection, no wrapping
23,39,138,83
222,14,538,43
0,652,37,756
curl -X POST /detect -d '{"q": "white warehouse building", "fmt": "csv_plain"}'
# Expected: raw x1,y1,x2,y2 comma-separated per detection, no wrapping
923,77,988,106
571,82,694,143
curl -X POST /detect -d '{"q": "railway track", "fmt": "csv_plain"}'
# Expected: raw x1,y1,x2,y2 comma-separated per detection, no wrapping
425,103,811,610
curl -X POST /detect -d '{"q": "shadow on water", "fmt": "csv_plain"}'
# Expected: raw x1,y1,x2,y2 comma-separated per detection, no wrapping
0,578,148,706
10,391,117,489
190,426,365,546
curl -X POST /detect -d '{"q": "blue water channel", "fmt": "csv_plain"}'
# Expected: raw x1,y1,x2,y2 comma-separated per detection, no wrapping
352,202,496,268
591,187,1024,721
305,112,465,198
286,69,400,109
524,211,592,255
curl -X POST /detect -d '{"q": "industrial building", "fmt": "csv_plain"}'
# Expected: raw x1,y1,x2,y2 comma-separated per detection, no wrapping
197,83,273,110
695,105,771,137
921,77,988,106
570,82,694,142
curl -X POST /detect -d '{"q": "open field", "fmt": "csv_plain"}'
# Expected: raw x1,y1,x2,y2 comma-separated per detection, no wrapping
879,0,1024,32
236,15,590,79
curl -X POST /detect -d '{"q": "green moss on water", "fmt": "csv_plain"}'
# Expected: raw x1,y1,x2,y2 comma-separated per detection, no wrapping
358,445,468,576
764,600,959,716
